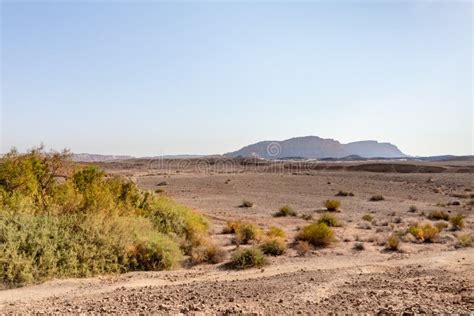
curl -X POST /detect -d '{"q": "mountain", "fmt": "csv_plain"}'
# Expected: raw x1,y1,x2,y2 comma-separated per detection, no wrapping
224,136,406,159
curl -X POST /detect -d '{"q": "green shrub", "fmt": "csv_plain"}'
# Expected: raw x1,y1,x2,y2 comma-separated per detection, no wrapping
362,214,374,222
260,237,286,256
317,213,340,227
428,210,449,221
407,223,439,242
324,199,341,212
296,223,334,247
273,205,297,217
239,200,253,208
369,195,384,202
229,247,267,269
266,226,286,239
234,222,262,245
456,234,472,248
449,214,465,230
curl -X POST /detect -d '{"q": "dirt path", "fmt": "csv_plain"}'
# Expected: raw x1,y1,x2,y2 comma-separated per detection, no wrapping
2,248,473,313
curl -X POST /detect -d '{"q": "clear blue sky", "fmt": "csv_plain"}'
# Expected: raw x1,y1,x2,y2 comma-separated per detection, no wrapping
1,1,472,156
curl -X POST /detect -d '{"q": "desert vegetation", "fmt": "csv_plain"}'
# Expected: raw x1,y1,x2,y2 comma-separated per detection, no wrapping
273,205,297,217
0,147,212,288
296,222,335,247
324,199,341,212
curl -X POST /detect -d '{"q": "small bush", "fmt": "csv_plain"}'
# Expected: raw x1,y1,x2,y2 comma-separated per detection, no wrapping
317,213,340,227
190,243,227,264
456,234,473,248
234,222,262,245
336,191,354,197
386,234,400,251
449,214,465,230
266,226,286,239
222,221,242,234
407,224,424,240
229,247,267,269
274,205,297,217
239,200,253,208
408,205,417,213
353,242,365,251
260,238,287,256
156,181,168,186
296,223,334,247
408,223,439,242
300,214,313,221
295,241,311,256
428,210,449,221
435,222,449,232
369,195,384,202
324,199,341,212
362,214,374,222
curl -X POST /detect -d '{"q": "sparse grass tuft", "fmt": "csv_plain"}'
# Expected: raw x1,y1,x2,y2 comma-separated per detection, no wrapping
408,205,418,213
260,237,287,256
324,199,341,212
296,223,335,247
362,214,374,222
449,214,465,230
190,243,227,264
385,234,400,251
434,222,448,232
295,241,311,256
353,242,365,251
369,195,385,202
234,222,262,245
228,247,267,269
317,213,340,227
456,234,473,248
222,220,242,234
428,210,449,221
300,214,313,221
273,205,297,217
239,200,254,208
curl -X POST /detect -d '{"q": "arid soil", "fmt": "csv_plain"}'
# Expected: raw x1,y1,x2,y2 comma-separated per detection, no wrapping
1,160,473,314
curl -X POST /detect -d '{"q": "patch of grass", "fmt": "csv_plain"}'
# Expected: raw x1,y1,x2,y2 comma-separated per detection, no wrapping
324,199,341,212
317,213,340,227
228,247,267,269
353,242,365,251
273,205,297,217
335,191,354,197
449,214,465,230
427,210,449,221
239,200,254,208
369,195,384,202
385,234,400,251
362,214,374,222
234,222,262,245
260,237,287,256
456,234,472,248
296,223,335,247
222,220,242,234
266,226,286,239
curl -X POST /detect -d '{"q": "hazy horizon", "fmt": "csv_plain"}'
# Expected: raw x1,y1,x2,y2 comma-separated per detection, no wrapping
1,1,472,157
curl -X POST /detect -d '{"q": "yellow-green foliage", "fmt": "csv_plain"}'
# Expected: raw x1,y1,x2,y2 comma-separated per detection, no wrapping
386,234,400,250
407,223,439,242
456,234,472,248
324,199,341,212
317,213,340,227
0,147,210,288
235,222,262,245
266,226,286,239
273,205,297,217
435,222,449,232
362,214,374,222
449,214,465,230
260,237,286,256
428,210,449,221
229,247,267,269
222,220,242,234
296,223,334,247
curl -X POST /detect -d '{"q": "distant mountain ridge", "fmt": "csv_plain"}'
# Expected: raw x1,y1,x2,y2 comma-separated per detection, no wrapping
224,136,406,159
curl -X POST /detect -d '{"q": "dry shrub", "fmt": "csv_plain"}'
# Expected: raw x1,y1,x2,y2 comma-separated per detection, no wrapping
336,191,354,197
274,205,297,217
260,237,286,256
407,223,439,242
229,247,267,269
362,214,374,222
324,199,341,212
434,222,448,232
239,200,253,208
300,214,313,221
369,195,384,202
295,241,311,256
353,242,365,251
428,210,449,221
190,243,226,264
317,213,340,227
456,234,472,248
266,226,286,239
386,234,400,251
296,223,334,247
449,214,465,230
408,205,417,213
222,220,242,234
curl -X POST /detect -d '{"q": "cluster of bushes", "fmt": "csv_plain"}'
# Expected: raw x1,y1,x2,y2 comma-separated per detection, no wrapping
0,147,214,288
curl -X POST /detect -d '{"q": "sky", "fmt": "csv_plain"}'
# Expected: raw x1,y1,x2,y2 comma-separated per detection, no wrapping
1,1,472,157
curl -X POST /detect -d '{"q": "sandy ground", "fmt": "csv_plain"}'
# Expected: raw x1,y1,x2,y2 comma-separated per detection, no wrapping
1,163,473,314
